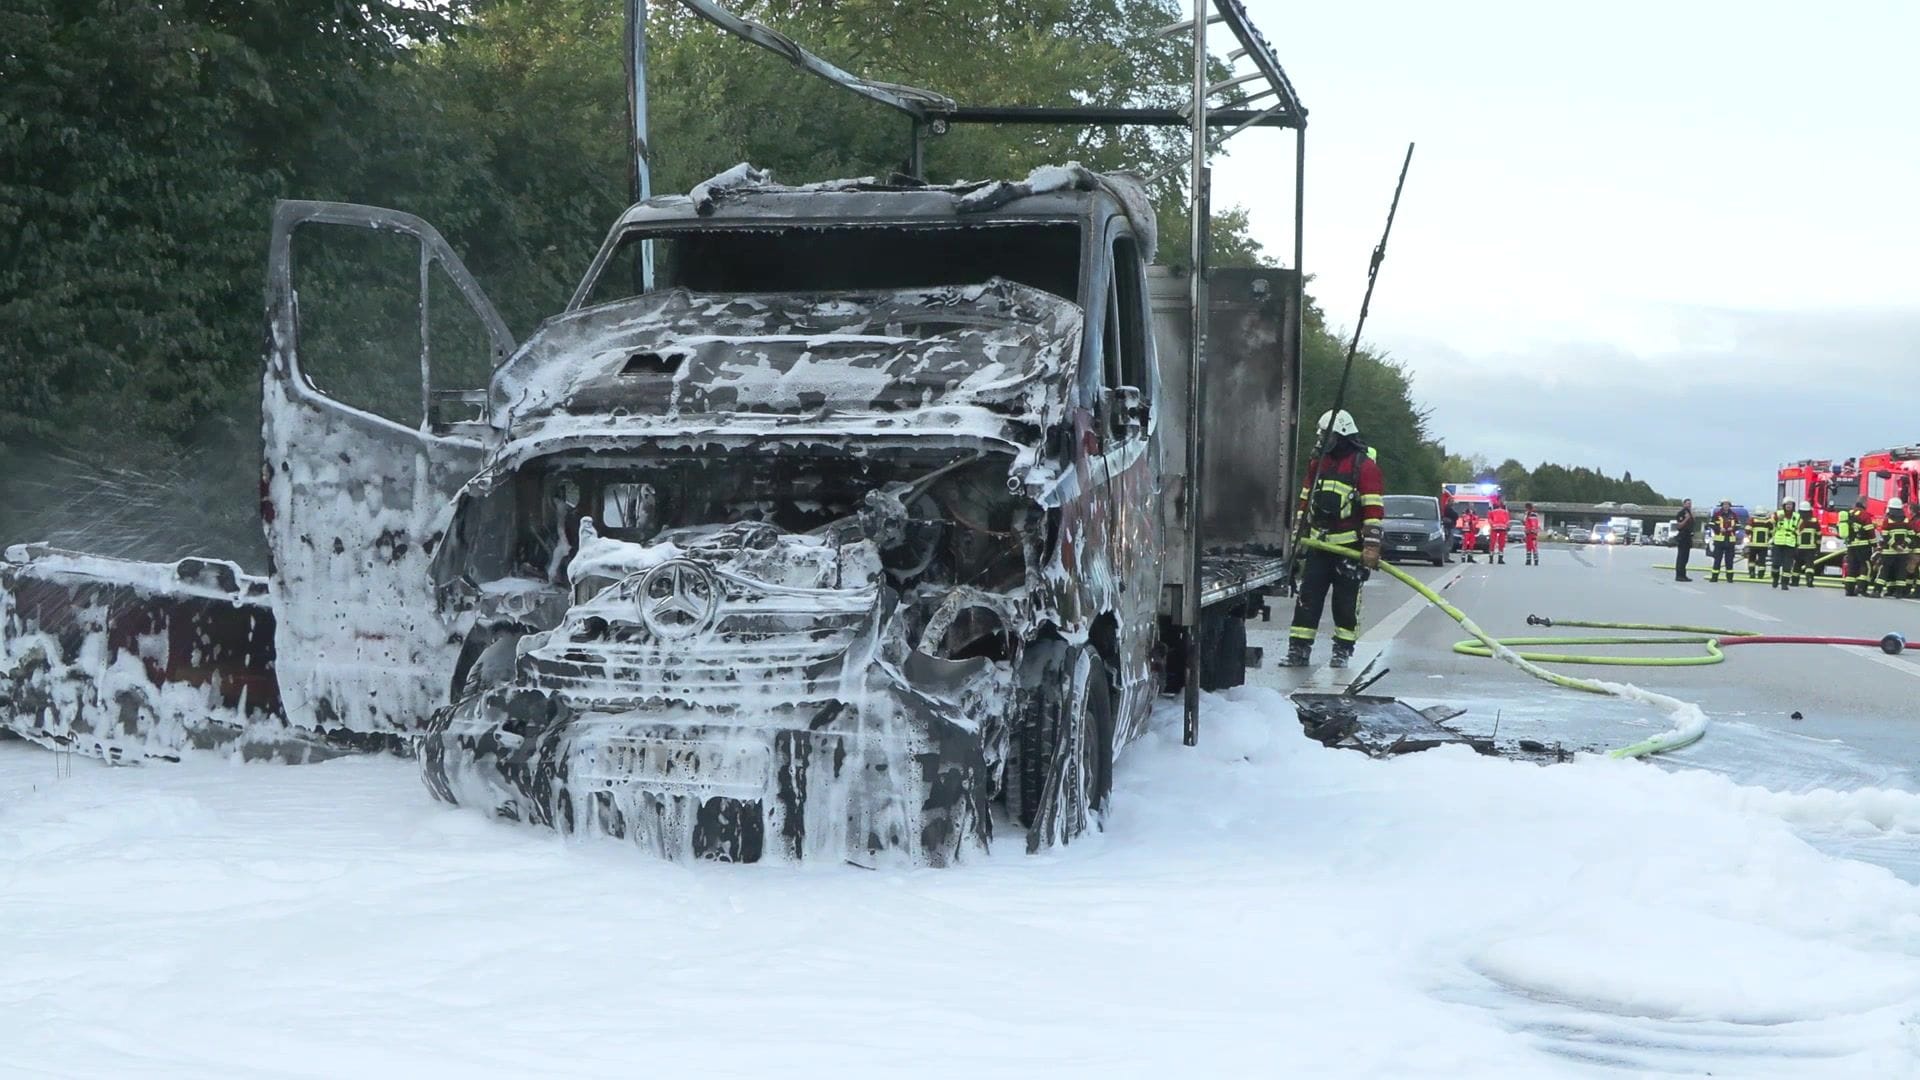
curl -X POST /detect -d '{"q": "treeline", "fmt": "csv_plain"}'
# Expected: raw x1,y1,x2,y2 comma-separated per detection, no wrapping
1437,454,1671,505
2,0,1443,559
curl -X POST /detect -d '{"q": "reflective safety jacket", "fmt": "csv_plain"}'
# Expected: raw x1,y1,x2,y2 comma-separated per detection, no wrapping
1839,510,1876,547
1297,446,1385,547
1771,513,1799,546
1885,515,1916,552
1487,506,1511,532
1709,509,1738,542
1747,513,1773,546
1797,515,1820,550
1523,512,1542,537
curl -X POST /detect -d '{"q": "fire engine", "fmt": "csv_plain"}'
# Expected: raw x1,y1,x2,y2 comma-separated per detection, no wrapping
1776,458,1854,558
1860,447,1920,521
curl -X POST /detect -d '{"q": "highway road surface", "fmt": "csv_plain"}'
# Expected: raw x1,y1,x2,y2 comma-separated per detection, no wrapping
1245,541,1920,880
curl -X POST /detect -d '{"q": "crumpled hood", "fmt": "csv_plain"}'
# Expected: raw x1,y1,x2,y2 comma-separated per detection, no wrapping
493,280,1080,435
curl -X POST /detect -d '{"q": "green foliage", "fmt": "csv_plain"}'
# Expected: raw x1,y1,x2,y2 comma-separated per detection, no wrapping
1293,292,1444,497
0,0,1439,568
1427,453,1670,504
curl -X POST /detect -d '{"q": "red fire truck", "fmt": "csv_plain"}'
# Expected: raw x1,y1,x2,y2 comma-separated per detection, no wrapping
1859,447,1920,521
1774,455,1850,564
1776,458,1855,560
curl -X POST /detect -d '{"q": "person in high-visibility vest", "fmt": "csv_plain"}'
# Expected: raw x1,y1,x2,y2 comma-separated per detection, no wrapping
1873,498,1915,598
1458,508,1480,562
1522,503,1543,566
1486,501,1512,564
1839,499,1877,597
1745,509,1773,580
1770,500,1800,589
1795,506,1821,586
1707,500,1739,583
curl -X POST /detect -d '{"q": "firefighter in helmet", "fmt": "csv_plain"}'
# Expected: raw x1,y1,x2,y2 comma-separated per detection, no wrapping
1707,500,1739,583
1873,497,1915,598
1770,499,1800,589
1744,506,1772,580
1286,409,1384,668
1795,501,1822,586
1839,498,1876,597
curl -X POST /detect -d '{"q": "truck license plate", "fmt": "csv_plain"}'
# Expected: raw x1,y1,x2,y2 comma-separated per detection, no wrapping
578,736,772,797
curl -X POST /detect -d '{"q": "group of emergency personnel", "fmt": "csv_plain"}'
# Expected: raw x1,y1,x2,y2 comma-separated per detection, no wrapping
1709,497,1917,596
1454,499,1542,565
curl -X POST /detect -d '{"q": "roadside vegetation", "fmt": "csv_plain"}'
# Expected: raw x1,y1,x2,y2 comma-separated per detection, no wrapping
6,0,1526,555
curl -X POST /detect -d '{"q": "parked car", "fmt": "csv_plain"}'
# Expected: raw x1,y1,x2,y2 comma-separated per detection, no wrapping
1568,526,1592,544
1380,495,1448,566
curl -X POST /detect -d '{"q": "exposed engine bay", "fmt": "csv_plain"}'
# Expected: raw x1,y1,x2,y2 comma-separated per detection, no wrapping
420,445,1065,866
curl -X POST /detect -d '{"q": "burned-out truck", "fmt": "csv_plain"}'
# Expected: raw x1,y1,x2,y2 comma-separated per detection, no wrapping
2,165,1300,864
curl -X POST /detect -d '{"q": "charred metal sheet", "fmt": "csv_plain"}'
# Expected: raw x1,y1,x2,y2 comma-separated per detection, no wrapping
1293,692,1582,764
0,547,317,762
1293,692,1493,758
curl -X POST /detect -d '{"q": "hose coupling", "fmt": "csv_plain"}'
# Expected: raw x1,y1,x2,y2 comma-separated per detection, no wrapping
1526,614,1553,628
1882,633,1906,655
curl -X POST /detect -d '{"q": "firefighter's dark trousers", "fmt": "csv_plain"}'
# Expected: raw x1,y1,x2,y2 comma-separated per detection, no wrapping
1709,540,1735,579
1845,545,1874,594
1674,537,1693,579
1798,548,1819,584
1291,548,1363,646
1745,544,1767,577
1876,553,1915,596
1771,543,1797,585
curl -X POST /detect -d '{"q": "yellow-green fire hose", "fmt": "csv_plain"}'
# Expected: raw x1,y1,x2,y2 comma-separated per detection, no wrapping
1302,538,1907,759
1302,536,1710,759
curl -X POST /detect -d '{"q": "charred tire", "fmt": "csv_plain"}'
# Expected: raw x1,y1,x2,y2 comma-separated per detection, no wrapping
1198,605,1248,692
1020,645,1115,850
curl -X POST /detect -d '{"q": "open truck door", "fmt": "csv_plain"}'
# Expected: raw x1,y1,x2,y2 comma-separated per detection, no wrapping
262,201,513,746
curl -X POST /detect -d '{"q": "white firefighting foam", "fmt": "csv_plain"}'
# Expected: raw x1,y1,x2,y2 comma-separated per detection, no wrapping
4,687,1915,1077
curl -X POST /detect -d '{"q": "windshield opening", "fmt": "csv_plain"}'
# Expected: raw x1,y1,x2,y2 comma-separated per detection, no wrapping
580,222,1083,309
1830,478,1860,510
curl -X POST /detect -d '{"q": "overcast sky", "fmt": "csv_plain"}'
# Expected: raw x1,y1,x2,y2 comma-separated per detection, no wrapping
1216,0,1920,507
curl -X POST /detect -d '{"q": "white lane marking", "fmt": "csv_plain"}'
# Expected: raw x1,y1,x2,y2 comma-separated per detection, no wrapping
1722,604,1782,624
1675,584,1705,596
1363,564,1465,644
1831,643,1920,679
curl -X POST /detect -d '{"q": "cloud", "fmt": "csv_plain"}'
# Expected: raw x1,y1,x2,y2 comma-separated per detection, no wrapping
1388,307,1920,505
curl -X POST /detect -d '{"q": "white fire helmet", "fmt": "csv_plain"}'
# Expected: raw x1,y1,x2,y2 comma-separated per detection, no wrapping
1316,409,1360,437
1891,497,1906,510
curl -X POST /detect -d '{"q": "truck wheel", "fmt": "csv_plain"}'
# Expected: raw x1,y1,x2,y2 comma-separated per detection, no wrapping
1021,646,1114,850
1198,605,1248,691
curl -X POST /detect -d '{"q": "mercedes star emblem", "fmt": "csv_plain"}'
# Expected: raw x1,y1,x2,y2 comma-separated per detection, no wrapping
637,560,719,640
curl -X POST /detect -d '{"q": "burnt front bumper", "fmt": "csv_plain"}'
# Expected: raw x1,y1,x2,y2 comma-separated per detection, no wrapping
418,666,993,866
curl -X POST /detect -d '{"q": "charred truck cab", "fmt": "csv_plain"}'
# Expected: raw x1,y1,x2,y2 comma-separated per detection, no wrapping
2,167,1298,866
409,168,1288,865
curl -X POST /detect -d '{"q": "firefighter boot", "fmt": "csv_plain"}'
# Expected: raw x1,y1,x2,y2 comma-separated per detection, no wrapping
1329,641,1355,669
1498,553,1506,564
1283,639,1313,667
